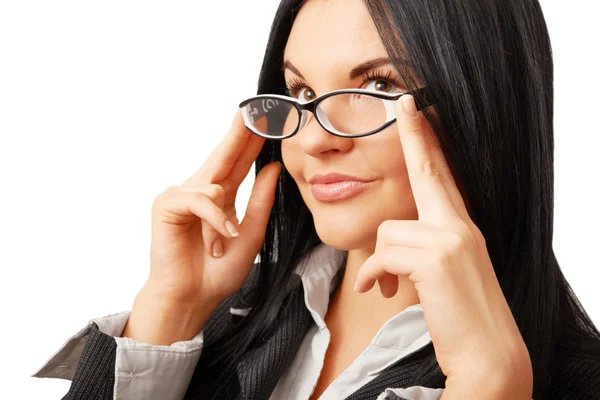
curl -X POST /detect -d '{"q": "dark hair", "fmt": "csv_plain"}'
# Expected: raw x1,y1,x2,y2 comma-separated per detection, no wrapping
194,0,600,398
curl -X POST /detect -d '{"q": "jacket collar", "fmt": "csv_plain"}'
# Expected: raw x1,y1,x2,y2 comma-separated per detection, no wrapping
234,243,439,400
236,280,313,400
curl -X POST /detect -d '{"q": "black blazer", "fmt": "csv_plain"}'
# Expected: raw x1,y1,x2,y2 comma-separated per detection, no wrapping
59,263,600,400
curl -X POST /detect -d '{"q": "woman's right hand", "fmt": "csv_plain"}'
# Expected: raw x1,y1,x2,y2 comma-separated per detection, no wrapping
125,110,280,344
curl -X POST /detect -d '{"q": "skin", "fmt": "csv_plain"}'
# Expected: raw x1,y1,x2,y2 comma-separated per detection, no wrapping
123,0,532,397
281,1,425,397
281,0,533,398
282,0,423,323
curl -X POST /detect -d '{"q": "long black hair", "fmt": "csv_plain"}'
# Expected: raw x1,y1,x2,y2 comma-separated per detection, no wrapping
193,0,600,398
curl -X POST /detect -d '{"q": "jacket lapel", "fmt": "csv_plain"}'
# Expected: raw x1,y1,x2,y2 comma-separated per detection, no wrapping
346,342,445,400
236,282,313,400
213,258,445,400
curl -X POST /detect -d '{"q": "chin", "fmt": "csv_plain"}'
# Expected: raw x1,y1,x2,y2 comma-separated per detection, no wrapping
312,217,377,251
307,196,419,251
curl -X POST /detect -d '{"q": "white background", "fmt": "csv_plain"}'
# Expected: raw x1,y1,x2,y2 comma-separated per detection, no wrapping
0,1,598,398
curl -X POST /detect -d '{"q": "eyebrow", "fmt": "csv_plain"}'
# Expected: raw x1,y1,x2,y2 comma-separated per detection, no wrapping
282,57,393,80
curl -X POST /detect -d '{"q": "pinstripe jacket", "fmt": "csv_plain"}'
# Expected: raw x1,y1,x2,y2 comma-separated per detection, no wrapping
32,244,600,399
33,250,447,400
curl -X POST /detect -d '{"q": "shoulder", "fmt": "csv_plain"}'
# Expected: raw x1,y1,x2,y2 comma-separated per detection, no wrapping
546,354,600,399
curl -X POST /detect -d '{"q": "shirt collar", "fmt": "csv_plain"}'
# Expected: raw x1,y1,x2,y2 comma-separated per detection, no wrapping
291,242,431,368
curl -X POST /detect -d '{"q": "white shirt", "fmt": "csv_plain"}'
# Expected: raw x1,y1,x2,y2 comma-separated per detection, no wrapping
31,243,443,399
269,243,440,400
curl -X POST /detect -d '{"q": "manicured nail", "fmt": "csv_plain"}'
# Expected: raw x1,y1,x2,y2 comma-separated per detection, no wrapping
401,95,417,117
225,220,239,237
212,239,223,257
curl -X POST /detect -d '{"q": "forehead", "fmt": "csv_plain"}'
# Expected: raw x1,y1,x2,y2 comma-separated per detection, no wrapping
283,0,388,70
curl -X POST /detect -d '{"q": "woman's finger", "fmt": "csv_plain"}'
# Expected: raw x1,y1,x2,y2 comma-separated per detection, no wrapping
199,187,234,258
154,190,237,241
377,273,399,298
396,95,461,226
184,110,254,186
425,119,472,223
355,245,426,293
161,184,234,257
239,162,281,250
163,183,225,199
376,219,445,249
225,132,266,192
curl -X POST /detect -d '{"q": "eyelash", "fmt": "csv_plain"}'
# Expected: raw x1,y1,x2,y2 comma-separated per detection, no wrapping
284,69,404,98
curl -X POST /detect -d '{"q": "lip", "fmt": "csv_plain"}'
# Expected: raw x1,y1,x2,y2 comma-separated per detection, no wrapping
308,172,372,184
310,181,374,202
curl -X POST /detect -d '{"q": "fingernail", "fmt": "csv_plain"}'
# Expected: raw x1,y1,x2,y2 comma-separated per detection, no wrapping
225,220,239,237
354,282,360,292
212,239,223,257
401,95,417,117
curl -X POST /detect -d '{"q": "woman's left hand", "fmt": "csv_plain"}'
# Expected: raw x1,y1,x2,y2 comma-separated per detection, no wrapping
354,95,533,396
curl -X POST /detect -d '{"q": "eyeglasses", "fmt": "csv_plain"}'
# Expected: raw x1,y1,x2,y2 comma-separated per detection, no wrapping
238,86,432,140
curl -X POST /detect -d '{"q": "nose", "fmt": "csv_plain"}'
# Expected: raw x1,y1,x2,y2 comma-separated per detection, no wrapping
296,109,353,157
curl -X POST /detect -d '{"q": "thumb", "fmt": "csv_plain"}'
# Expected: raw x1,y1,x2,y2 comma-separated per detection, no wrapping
239,161,282,241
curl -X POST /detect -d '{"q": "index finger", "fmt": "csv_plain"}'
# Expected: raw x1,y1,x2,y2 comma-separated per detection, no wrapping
396,95,460,225
184,109,259,186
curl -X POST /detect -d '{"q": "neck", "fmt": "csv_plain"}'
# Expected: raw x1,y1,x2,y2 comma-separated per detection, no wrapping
329,248,420,324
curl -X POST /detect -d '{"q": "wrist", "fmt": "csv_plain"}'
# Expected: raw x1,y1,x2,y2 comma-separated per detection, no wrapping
140,279,222,316
443,354,533,400
443,375,511,400
121,284,218,346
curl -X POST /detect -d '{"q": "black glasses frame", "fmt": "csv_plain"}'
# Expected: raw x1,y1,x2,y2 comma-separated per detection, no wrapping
238,86,432,140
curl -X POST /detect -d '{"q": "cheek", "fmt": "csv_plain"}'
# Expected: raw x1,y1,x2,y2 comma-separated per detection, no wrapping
366,133,408,178
281,141,302,180
281,141,291,169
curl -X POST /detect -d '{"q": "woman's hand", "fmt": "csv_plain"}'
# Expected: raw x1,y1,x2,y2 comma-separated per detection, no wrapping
145,109,280,313
353,95,533,397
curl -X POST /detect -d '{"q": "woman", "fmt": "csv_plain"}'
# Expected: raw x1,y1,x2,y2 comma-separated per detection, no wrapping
33,0,600,399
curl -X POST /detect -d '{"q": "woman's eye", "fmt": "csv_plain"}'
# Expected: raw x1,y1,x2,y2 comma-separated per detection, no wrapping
364,79,398,93
297,87,316,102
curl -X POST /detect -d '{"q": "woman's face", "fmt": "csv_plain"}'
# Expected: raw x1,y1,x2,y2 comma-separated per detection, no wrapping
281,0,434,250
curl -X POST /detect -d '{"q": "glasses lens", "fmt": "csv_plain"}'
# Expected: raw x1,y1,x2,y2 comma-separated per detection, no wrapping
241,98,299,138
316,93,389,135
